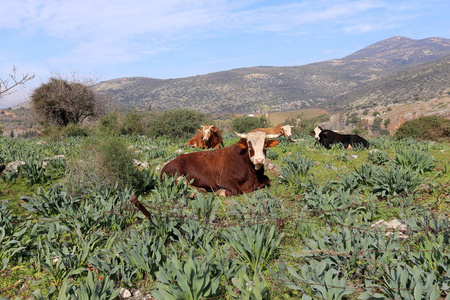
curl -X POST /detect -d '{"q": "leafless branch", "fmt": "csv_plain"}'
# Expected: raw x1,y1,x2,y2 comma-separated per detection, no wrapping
0,66,35,98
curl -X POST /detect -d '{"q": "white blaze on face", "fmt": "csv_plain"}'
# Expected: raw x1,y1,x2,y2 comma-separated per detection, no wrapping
201,125,213,141
246,131,267,170
282,125,292,137
313,126,322,140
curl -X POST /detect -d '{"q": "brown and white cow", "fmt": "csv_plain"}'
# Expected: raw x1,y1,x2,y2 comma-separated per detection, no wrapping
250,124,293,141
161,131,281,196
186,125,224,149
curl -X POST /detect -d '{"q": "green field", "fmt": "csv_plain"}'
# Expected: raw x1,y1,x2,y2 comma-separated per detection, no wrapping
1,132,449,299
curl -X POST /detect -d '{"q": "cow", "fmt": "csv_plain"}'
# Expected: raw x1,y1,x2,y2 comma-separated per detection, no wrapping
310,126,369,149
250,124,293,141
186,125,224,149
161,130,281,196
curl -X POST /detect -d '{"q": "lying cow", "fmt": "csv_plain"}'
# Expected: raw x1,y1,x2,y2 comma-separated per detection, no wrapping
186,125,224,149
310,126,369,149
250,124,293,141
161,131,281,196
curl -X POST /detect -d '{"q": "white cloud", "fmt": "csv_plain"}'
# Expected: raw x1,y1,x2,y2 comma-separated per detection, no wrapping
0,0,444,81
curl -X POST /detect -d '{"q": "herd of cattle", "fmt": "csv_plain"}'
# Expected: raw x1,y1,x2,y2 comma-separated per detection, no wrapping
160,125,369,197
0,125,369,197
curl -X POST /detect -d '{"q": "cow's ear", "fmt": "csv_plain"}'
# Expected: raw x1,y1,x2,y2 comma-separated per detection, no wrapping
267,140,280,147
236,139,247,149
323,131,328,135
197,128,202,132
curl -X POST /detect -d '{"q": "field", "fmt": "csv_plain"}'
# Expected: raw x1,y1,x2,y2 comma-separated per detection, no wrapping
0,132,449,299
254,108,328,125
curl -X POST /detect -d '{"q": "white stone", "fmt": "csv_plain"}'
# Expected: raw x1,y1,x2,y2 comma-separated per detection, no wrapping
120,288,132,298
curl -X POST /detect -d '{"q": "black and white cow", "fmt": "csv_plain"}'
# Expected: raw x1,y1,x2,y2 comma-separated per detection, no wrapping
310,126,369,149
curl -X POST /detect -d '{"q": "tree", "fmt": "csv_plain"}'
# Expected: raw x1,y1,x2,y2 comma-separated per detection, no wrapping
347,112,360,125
372,117,382,133
0,66,35,99
31,77,105,126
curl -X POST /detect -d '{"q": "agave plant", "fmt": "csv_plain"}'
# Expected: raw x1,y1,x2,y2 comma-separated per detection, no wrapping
279,153,314,194
394,147,436,174
285,261,354,300
222,224,284,273
152,249,221,300
370,164,423,198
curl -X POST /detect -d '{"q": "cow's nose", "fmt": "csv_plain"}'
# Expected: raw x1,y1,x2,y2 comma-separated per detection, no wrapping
254,158,264,165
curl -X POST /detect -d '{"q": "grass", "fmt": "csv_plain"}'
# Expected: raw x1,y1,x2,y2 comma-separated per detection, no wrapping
0,133,449,299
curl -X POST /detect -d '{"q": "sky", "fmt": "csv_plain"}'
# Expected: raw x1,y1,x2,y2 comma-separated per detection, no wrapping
1,0,449,108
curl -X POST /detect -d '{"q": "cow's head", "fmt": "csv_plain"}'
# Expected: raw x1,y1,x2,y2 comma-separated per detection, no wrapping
312,126,323,141
233,130,280,170
281,125,292,137
199,125,215,141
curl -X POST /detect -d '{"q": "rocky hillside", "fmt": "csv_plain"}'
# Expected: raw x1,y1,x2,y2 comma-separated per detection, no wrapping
95,36,450,114
321,97,450,135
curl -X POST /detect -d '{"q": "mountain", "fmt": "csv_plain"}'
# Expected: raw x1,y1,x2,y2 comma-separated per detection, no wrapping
94,36,450,114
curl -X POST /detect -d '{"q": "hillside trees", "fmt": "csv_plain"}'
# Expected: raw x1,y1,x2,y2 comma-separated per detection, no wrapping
31,77,105,127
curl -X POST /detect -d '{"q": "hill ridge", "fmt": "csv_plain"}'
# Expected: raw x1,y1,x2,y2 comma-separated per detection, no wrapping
95,36,450,114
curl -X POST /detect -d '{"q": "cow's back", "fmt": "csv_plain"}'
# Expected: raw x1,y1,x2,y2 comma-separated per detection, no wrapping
161,145,242,186
350,135,370,148
250,125,282,135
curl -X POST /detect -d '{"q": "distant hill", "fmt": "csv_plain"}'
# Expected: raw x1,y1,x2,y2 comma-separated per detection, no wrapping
95,36,450,114
335,54,450,108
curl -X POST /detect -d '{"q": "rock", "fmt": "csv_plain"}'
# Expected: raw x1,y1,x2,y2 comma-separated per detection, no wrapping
5,161,26,172
371,219,409,239
120,288,132,298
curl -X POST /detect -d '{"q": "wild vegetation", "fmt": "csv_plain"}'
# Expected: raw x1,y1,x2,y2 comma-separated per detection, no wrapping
1,36,449,299
1,112,449,299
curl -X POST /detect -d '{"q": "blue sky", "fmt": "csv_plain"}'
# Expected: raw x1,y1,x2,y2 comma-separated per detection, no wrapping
1,0,449,108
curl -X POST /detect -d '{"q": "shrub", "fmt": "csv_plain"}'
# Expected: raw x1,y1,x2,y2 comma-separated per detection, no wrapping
230,115,270,133
379,129,390,136
63,123,90,137
120,110,147,136
394,116,450,141
97,110,120,136
146,109,206,139
64,136,155,195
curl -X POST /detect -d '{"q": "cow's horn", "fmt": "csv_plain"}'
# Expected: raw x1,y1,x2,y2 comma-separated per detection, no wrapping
232,129,247,139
